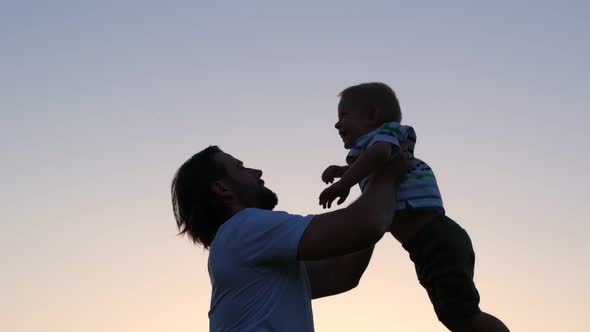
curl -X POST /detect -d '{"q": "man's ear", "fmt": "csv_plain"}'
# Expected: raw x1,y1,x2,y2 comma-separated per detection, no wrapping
211,180,234,200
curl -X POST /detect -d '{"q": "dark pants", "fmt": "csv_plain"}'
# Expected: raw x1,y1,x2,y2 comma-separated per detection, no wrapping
402,215,482,322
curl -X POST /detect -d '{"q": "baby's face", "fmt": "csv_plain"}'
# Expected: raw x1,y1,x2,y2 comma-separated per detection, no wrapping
335,97,377,149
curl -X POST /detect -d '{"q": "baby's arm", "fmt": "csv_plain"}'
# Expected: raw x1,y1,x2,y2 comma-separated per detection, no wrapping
338,142,399,189
319,141,403,208
321,165,351,184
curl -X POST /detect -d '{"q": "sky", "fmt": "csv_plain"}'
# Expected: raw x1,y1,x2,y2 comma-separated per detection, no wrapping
1,1,589,331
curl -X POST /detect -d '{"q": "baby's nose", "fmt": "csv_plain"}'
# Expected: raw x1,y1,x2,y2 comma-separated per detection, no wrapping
254,169,263,178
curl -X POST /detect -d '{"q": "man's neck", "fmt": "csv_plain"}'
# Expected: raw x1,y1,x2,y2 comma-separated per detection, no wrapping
227,201,247,218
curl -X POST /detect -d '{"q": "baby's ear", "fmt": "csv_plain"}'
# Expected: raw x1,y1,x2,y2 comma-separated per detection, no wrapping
370,105,381,123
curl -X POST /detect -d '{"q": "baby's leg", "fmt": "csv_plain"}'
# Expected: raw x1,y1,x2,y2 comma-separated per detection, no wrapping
404,216,509,332
442,312,509,332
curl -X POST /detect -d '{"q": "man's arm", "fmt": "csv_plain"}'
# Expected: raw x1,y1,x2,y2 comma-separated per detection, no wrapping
304,246,374,299
298,151,408,261
302,146,402,297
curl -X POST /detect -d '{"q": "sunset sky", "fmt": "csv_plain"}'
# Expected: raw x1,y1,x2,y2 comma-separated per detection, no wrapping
2,1,589,331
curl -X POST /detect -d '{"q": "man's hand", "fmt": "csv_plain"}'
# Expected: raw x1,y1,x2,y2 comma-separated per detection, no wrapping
391,140,412,178
365,141,411,187
319,181,350,209
321,165,346,184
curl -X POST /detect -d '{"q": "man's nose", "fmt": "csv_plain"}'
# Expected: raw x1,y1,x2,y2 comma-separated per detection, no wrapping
252,169,263,178
334,121,341,129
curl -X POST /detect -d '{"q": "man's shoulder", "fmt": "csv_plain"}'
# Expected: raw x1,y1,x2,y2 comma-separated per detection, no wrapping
221,208,274,226
238,208,313,220
234,208,288,222
211,208,315,264
221,209,314,233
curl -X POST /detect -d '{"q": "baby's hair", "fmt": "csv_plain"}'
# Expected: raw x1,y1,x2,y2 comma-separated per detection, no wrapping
339,82,402,122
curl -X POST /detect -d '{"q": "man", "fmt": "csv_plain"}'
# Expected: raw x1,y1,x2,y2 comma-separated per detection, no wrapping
171,145,409,331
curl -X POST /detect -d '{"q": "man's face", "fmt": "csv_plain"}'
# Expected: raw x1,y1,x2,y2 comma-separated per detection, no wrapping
334,96,376,149
213,151,278,210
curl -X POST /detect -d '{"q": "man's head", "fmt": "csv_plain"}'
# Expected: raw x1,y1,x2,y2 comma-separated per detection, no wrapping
171,146,278,248
335,82,402,149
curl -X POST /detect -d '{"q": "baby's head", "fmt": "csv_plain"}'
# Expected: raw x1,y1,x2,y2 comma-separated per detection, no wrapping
335,82,401,149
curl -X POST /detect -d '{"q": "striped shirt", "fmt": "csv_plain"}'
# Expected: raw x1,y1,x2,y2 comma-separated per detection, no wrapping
346,122,445,213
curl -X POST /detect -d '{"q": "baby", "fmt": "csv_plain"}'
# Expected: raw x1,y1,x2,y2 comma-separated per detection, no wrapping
319,82,510,332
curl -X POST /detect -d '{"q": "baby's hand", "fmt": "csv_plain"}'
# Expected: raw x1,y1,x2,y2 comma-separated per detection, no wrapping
321,165,345,184
319,181,350,209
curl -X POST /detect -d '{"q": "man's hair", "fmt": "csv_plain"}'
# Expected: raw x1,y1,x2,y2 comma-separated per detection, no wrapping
171,145,230,248
339,82,402,122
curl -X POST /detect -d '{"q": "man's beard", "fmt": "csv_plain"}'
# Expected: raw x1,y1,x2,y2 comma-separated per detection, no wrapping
257,186,278,210
233,182,278,210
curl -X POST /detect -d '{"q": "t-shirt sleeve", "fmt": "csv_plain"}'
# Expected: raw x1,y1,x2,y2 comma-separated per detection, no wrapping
368,124,417,158
367,124,401,148
237,209,314,265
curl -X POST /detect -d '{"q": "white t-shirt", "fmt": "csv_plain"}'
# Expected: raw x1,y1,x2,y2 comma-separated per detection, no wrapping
208,208,315,331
